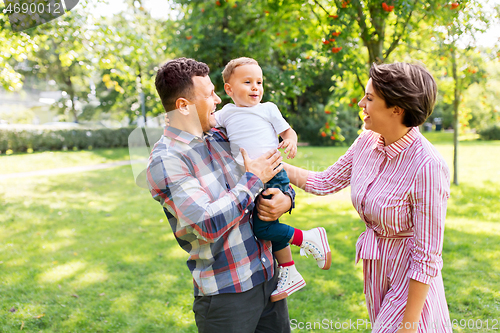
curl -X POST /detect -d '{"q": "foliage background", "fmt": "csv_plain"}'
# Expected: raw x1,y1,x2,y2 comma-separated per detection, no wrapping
1,0,499,146
2,2,500,332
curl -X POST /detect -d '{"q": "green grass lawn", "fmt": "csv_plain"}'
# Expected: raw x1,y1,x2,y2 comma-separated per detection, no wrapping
0,148,130,174
0,133,499,332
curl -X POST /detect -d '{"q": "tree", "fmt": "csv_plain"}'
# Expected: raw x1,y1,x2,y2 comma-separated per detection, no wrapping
416,0,498,185
1,1,100,122
309,0,462,139
0,1,35,91
313,0,499,181
91,5,175,124
1,0,173,124
172,0,354,144
462,61,500,131
29,15,96,122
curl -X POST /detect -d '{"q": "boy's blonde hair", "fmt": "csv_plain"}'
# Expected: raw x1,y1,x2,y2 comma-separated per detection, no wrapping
222,57,259,83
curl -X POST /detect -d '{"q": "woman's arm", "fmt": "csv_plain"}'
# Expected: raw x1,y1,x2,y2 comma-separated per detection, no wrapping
282,163,310,190
283,145,354,195
398,279,430,333
401,158,450,332
284,131,366,195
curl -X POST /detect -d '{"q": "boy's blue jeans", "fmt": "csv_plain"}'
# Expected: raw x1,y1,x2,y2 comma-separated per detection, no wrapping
252,169,295,253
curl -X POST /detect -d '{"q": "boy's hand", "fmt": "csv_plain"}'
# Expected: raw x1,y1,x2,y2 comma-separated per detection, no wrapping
278,139,297,159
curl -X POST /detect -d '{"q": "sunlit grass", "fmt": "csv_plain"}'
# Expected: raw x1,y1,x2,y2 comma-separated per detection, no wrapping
0,134,498,332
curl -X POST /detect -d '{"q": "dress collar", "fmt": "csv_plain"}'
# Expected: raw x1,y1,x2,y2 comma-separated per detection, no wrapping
373,127,419,160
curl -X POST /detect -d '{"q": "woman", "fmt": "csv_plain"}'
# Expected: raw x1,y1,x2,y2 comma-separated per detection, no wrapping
284,63,452,333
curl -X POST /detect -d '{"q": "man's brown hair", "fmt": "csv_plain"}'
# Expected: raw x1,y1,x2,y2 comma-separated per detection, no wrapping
155,57,209,112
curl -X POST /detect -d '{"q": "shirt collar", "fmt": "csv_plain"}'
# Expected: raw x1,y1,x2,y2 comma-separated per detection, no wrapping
373,127,419,160
164,126,213,144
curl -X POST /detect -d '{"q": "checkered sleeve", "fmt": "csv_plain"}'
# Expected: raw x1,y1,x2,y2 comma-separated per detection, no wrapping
147,152,264,242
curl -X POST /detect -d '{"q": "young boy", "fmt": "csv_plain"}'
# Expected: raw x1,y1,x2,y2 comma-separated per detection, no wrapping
215,57,332,302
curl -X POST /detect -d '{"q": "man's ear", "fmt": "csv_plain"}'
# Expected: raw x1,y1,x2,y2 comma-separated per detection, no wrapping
175,98,190,115
224,83,232,96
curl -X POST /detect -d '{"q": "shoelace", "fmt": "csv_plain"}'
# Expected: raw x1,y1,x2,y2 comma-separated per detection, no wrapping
277,267,288,288
300,242,324,260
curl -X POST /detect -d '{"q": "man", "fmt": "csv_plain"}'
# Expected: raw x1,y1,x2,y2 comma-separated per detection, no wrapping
147,57,294,333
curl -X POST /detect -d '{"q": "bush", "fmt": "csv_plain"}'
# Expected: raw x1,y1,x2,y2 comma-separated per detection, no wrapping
0,127,148,153
478,124,500,140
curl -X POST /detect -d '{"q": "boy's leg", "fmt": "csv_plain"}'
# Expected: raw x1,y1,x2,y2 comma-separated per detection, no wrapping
254,170,332,270
274,245,293,265
270,244,306,303
252,169,294,252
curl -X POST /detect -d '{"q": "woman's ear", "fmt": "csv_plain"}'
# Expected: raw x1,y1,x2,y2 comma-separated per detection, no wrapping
393,106,404,116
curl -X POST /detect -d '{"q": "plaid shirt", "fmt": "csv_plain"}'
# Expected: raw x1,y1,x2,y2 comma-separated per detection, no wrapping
147,126,294,296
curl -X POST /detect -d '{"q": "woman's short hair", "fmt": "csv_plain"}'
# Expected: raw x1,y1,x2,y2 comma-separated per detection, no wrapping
369,62,437,127
222,57,259,83
155,57,209,113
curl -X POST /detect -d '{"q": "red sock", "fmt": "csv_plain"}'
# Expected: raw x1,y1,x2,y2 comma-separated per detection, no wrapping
279,260,294,267
290,229,303,247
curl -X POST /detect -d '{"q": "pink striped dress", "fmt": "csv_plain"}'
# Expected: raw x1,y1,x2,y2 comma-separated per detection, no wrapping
305,127,452,332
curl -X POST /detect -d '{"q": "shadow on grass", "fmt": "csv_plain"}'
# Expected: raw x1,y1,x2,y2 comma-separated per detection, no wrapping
1,167,196,332
2,166,499,332
443,225,500,326
0,167,370,332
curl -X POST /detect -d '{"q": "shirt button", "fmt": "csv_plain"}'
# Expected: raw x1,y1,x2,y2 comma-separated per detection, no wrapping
245,209,249,214
261,258,266,263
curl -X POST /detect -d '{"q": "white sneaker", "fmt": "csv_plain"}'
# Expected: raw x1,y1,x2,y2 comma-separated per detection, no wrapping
300,227,332,270
270,264,306,302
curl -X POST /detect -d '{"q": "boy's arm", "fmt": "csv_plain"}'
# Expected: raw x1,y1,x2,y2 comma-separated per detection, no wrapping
278,127,298,159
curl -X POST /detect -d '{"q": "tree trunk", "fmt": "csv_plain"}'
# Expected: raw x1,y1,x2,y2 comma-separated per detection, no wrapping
70,95,78,123
66,77,78,123
451,48,459,185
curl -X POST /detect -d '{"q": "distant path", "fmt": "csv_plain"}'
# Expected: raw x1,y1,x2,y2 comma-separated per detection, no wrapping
0,159,146,180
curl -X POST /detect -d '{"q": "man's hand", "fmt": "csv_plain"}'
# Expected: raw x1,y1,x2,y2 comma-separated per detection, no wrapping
255,188,292,221
241,148,282,184
278,139,297,159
